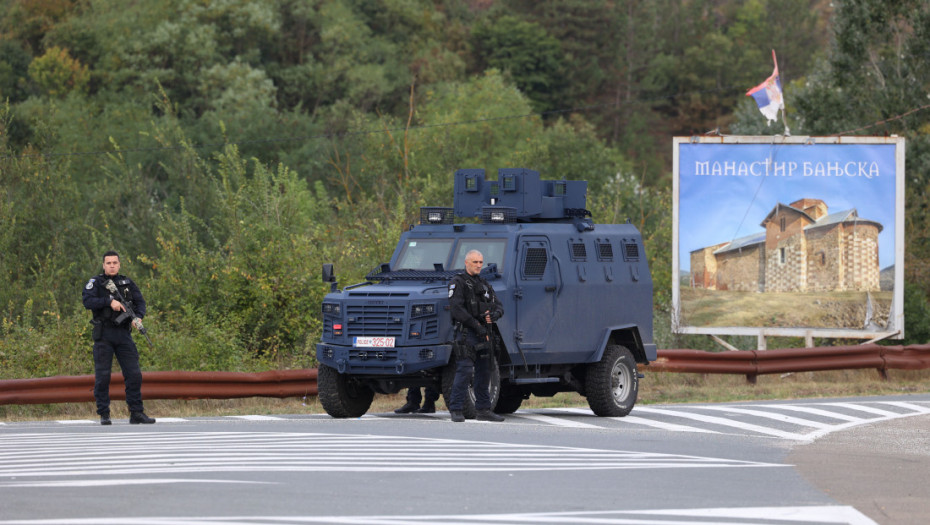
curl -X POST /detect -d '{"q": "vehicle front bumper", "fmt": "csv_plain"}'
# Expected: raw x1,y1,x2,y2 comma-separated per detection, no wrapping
315,343,453,375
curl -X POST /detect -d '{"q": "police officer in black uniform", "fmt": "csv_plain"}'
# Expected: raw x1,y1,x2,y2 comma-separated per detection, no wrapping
393,386,440,414
447,249,505,423
82,251,155,425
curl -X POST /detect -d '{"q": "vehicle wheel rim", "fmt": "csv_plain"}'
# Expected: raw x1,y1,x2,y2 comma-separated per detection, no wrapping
611,360,630,404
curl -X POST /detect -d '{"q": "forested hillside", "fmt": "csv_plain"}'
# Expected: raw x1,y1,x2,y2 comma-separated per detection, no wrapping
1,0,929,379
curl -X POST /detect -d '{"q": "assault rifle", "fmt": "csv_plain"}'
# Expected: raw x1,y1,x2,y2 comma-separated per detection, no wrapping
105,279,154,348
483,311,528,371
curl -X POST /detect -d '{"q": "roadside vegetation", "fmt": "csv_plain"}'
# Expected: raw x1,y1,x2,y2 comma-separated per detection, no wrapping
2,1,930,419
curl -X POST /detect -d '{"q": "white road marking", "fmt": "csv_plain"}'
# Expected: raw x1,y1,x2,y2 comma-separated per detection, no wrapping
759,404,866,422
512,412,602,428
695,406,835,429
633,406,805,439
0,432,783,477
0,505,877,524
612,415,721,433
877,400,930,413
11,399,930,443
825,402,900,417
552,407,720,433
0,478,273,488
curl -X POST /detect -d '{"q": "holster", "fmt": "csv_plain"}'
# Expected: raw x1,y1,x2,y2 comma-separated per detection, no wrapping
453,341,477,361
90,319,103,341
473,341,491,358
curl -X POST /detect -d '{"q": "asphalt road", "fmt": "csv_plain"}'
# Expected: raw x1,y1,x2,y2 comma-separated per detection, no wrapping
790,411,930,524
1,393,928,524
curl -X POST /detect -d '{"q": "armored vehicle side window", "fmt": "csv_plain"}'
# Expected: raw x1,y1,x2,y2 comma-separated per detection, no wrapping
451,239,507,270
523,247,548,278
596,240,614,262
622,240,640,261
395,239,454,270
569,241,587,261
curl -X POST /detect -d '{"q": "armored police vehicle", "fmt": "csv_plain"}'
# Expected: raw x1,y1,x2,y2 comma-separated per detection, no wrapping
316,168,656,418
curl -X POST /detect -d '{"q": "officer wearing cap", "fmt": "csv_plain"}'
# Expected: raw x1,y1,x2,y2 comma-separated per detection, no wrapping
82,251,155,425
447,249,505,423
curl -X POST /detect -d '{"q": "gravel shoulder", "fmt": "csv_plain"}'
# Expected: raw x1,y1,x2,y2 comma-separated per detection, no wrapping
788,414,930,525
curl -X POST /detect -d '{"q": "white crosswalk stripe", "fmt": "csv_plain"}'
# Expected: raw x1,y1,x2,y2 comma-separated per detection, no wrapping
826,402,901,417
0,505,878,524
759,404,866,422
0,432,783,479
12,399,930,443
632,406,808,439
694,405,835,429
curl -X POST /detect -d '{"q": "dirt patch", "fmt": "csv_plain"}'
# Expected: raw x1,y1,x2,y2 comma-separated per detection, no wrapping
679,289,893,329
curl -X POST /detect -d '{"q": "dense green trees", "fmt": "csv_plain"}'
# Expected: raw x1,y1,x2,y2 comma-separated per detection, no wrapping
1,0,927,379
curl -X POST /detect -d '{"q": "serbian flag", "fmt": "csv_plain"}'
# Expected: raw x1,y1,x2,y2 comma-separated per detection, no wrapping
746,50,784,124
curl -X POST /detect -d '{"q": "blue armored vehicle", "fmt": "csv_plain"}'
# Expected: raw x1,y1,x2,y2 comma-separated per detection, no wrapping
316,168,656,418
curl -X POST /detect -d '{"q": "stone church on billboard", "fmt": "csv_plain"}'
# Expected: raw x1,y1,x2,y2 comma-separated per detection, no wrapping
690,198,883,293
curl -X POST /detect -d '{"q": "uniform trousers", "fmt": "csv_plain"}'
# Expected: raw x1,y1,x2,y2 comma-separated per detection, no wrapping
449,330,492,411
93,324,144,415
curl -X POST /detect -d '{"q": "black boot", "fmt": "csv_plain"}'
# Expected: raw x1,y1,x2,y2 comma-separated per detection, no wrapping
476,409,505,422
450,410,465,423
100,413,112,426
394,401,420,414
416,400,436,413
129,411,156,424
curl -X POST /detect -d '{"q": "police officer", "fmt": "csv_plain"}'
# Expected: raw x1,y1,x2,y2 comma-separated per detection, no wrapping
447,250,505,423
394,386,440,414
82,251,155,425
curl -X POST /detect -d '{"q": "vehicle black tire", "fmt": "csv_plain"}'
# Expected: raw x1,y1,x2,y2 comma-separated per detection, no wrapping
494,384,524,414
318,364,375,418
442,353,500,419
585,344,638,417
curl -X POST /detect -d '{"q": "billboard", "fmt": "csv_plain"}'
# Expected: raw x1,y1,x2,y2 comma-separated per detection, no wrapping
672,136,905,341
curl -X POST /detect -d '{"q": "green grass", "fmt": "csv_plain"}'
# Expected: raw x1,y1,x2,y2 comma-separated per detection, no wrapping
3,368,929,422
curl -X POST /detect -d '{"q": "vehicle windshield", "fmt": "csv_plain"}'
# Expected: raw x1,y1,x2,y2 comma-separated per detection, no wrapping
394,238,507,271
395,239,455,270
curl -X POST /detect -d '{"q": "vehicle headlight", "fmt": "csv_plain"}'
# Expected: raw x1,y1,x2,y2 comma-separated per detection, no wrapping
411,303,436,318
322,302,341,315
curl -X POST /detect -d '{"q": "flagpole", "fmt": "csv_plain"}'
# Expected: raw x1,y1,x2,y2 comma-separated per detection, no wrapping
781,107,791,136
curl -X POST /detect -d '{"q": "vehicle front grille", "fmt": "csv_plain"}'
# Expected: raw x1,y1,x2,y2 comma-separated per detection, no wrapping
346,305,406,336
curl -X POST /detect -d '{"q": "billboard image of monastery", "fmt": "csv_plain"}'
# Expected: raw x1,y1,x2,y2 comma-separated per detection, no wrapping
673,136,904,339
690,198,882,294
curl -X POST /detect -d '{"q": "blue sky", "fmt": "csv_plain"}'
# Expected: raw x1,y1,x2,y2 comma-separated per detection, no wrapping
678,143,898,272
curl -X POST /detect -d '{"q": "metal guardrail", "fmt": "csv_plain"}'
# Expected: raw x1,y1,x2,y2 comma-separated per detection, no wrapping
1,345,928,406
0,369,317,405
649,344,930,379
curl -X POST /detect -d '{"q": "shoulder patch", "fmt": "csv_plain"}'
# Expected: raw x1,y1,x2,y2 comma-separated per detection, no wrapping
448,283,455,298
85,278,95,290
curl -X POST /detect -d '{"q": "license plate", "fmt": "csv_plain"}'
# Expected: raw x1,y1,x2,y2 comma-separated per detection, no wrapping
353,337,395,348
